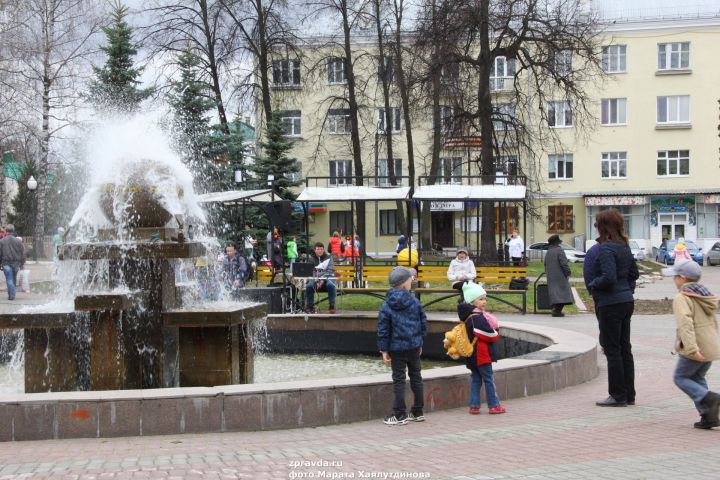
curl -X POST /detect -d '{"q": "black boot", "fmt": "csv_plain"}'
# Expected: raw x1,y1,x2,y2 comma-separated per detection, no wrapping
701,391,720,424
694,414,720,429
551,305,565,317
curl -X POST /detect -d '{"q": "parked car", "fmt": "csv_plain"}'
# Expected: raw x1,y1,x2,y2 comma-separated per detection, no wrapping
706,242,720,266
628,240,646,261
527,242,586,263
655,239,703,265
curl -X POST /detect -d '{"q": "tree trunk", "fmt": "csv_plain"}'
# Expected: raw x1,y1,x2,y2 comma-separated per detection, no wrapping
0,154,5,227
478,0,496,262
341,1,365,248
200,0,229,133
255,0,273,127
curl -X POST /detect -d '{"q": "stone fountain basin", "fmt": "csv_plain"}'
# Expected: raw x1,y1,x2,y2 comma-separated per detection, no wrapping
0,315,598,442
59,241,205,261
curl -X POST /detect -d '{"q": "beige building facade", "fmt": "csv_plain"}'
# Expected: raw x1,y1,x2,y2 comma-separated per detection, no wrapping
260,15,720,258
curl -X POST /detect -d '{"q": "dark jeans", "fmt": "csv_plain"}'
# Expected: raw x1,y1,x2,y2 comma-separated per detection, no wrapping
597,301,635,402
390,347,424,416
305,279,336,308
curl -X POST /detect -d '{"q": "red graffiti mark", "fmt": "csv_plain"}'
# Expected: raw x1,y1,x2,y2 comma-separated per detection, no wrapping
69,409,92,420
425,383,468,409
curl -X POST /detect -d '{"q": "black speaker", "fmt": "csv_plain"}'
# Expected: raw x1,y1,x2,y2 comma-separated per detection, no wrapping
260,201,295,234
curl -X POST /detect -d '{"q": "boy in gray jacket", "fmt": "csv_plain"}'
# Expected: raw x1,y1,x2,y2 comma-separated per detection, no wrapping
662,261,720,429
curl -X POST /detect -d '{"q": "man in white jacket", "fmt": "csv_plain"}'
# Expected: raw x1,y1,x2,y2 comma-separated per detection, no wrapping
447,246,476,290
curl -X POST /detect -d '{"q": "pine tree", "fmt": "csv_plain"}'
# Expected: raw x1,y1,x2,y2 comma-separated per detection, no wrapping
252,112,301,201
167,49,215,186
88,2,152,113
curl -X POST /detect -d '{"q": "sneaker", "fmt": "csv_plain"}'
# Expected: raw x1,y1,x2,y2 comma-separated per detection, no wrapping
488,405,506,414
383,414,408,426
328,307,337,314
469,407,481,415
408,411,425,422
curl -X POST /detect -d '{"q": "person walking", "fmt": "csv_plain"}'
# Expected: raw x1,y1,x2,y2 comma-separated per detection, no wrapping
586,209,639,407
661,260,720,429
505,229,525,266
544,234,573,317
286,235,298,274
243,224,257,260
377,266,427,425
0,225,27,301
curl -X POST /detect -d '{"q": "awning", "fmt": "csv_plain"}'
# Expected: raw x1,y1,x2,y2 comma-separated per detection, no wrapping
197,189,273,203
413,184,526,201
297,186,411,202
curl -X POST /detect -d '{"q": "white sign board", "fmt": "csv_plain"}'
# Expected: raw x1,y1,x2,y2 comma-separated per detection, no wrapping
431,201,464,211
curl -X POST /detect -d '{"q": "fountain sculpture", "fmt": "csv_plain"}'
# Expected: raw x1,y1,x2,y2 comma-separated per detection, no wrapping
0,128,265,393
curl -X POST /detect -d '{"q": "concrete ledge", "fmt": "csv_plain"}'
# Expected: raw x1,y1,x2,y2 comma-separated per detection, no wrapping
0,319,597,441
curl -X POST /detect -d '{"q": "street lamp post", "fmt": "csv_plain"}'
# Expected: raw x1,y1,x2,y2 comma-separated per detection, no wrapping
267,174,275,202
26,175,38,262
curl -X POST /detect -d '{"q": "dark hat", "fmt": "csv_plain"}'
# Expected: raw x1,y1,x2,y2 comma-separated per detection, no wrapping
389,266,416,287
548,234,561,245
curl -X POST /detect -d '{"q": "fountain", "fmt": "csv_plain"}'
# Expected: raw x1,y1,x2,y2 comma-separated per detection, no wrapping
0,119,266,393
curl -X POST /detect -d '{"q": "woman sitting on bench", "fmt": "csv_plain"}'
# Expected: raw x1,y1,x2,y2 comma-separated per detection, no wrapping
447,246,476,291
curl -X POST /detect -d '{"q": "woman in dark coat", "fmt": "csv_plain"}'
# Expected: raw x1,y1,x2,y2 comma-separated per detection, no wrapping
586,209,639,407
544,234,573,317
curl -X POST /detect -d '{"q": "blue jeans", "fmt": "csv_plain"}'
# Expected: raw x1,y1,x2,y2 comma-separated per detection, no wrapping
306,279,336,308
390,347,424,416
674,356,713,415
469,363,500,408
3,265,18,300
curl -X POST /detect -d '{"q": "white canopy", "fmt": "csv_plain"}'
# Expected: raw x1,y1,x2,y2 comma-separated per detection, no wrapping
197,189,274,203
413,184,526,201
297,186,411,202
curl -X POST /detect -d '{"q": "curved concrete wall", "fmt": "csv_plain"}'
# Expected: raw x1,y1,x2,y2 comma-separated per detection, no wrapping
0,316,597,441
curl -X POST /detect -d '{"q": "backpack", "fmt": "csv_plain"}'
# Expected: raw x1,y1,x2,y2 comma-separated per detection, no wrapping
443,317,477,360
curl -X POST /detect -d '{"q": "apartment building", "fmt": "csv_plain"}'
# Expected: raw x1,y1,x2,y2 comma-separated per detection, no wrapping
261,12,720,257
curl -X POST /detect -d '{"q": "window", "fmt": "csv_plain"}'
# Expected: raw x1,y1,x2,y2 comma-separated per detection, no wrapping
377,107,401,133
329,211,353,236
657,150,689,177
548,153,573,180
327,57,346,84
495,206,519,234
272,60,301,86
548,205,574,233
553,49,572,75
601,45,626,73
493,103,516,131
379,210,401,235
491,56,515,90
495,156,518,184
658,42,690,70
327,108,351,134
378,158,402,186
657,96,690,124
439,106,463,137
329,160,352,185
601,152,627,178
548,101,572,127
601,98,627,125
279,110,301,137
439,157,462,184
376,56,394,83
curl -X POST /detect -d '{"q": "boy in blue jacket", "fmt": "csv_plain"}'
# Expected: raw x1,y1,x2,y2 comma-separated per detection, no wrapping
377,266,427,425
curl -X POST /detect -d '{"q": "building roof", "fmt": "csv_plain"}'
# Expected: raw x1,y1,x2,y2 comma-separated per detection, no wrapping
197,189,273,203
297,186,411,202
413,184,526,201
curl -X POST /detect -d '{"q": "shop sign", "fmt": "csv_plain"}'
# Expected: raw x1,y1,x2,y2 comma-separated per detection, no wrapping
584,196,646,206
431,201,464,211
651,196,694,213
704,194,720,204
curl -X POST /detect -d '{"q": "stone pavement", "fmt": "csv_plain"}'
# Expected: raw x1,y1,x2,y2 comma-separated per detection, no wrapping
1,265,720,478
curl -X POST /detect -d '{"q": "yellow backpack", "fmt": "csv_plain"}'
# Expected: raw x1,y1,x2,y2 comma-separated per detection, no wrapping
443,318,476,360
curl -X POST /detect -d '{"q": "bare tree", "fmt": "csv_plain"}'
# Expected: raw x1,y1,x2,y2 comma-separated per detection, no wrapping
6,0,99,257
144,0,238,133
417,0,604,260
219,0,298,128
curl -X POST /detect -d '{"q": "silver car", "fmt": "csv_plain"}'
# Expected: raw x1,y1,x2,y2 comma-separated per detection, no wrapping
629,240,646,261
527,242,586,263
707,242,720,266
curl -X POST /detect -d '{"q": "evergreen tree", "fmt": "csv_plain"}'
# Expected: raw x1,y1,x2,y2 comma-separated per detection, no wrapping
88,2,152,113
251,112,301,201
167,49,215,188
